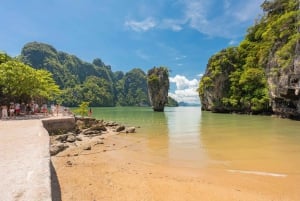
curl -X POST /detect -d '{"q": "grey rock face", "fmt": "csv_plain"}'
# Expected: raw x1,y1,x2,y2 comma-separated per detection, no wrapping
147,67,169,112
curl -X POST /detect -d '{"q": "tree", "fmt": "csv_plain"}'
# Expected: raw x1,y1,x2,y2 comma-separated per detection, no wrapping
0,56,61,104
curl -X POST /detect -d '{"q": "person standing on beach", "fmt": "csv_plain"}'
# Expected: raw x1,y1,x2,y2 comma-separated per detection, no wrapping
9,103,15,119
1,105,8,119
56,104,60,116
15,102,20,116
88,107,92,117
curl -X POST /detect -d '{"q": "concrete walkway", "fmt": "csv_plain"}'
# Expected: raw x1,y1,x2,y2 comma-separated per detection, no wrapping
0,119,51,201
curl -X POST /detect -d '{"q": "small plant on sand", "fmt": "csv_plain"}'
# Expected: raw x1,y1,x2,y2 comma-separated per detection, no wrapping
75,101,90,117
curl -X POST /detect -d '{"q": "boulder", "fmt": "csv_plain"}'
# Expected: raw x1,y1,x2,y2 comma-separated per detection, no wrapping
115,125,125,132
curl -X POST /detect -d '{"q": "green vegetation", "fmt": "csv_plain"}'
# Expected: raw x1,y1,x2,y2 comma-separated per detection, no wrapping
18,42,162,107
199,0,299,114
167,96,179,107
74,101,90,117
0,52,60,104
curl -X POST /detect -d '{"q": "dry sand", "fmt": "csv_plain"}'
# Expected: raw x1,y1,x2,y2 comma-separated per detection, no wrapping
51,132,300,201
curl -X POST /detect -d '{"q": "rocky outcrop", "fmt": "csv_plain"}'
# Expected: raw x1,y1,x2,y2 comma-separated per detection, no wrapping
147,67,169,112
199,49,236,113
199,0,300,119
266,39,300,119
49,117,137,155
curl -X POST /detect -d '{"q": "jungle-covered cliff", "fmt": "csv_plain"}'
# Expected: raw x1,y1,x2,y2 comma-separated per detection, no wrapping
18,42,177,107
17,42,138,106
199,0,300,119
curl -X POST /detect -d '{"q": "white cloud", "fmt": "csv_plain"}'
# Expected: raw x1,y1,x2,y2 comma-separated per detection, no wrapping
124,0,264,38
169,75,200,104
180,0,264,38
232,1,264,22
124,17,157,32
197,73,204,77
160,19,184,31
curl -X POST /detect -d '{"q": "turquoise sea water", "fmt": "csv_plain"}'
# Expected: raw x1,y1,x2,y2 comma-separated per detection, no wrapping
91,106,300,175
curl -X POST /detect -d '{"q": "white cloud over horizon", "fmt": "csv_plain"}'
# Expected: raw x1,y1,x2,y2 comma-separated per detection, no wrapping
169,75,200,104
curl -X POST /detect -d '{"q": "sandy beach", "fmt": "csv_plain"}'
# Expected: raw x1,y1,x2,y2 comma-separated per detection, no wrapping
51,131,300,201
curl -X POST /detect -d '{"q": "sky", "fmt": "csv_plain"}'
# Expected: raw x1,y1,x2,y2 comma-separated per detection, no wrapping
0,0,264,104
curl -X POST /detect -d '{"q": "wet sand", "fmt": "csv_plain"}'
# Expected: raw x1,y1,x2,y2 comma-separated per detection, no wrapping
51,132,300,201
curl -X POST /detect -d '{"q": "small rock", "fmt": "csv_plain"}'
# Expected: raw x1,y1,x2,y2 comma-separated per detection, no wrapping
106,121,118,126
66,135,76,143
83,145,92,150
83,130,101,135
50,143,69,156
66,160,72,166
94,140,104,145
91,124,107,131
125,127,136,133
76,136,82,141
55,134,68,142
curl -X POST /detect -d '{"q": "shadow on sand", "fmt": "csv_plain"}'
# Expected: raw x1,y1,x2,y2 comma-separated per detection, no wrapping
50,160,62,201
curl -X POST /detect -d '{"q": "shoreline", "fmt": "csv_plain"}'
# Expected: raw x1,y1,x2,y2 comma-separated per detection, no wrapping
1,115,299,201
50,127,300,201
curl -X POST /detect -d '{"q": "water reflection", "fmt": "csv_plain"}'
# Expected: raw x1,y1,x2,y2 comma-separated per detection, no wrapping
165,107,207,168
92,107,300,174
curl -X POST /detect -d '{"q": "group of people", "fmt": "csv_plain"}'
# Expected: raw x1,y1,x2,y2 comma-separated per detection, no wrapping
0,101,65,119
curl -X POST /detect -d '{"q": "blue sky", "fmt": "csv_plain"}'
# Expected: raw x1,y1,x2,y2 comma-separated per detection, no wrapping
0,0,264,104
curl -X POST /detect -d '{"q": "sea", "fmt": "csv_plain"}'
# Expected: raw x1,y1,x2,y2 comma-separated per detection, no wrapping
91,106,300,177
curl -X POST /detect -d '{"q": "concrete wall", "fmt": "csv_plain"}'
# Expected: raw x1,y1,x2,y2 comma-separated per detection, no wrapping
42,117,76,135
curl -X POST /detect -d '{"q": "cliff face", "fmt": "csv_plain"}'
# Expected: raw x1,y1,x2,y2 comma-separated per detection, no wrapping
199,48,238,113
267,39,300,119
199,0,300,119
147,67,169,112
